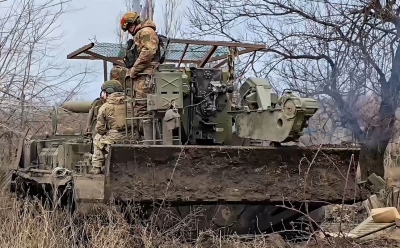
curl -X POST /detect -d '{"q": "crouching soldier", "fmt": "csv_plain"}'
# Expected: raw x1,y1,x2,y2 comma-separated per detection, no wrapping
90,79,132,174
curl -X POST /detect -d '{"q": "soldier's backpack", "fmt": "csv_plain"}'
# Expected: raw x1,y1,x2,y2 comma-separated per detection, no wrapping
123,33,170,69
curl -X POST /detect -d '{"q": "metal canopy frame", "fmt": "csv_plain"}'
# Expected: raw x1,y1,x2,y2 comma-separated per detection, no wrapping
67,38,266,80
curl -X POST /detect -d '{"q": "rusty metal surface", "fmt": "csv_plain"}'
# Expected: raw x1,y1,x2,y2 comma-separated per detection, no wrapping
66,43,94,59
167,38,266,48
105,145,365,204
199,45,218,67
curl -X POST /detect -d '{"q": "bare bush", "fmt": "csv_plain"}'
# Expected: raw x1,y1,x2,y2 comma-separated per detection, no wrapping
0,0,94,164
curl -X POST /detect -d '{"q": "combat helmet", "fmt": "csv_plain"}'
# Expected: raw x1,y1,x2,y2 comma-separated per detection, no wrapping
101,80,124,94
120,11,140,32
110,64,127,80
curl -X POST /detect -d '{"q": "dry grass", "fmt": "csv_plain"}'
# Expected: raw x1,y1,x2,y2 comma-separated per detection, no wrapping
0,190,397,248
0,191,290,248
0,194,134,248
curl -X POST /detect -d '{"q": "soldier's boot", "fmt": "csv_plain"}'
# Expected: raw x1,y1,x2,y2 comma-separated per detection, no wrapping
143,119,154,145
90,161,103,174
90,166,102,174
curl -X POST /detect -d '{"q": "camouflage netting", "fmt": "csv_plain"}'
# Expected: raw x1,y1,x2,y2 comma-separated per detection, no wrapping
82,41,246,63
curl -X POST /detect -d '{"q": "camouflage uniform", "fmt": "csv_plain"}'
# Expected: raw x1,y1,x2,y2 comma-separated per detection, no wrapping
89,64,129,136
120,12,159,143
91,80,132,174
85,97,105,135
129,20,159,141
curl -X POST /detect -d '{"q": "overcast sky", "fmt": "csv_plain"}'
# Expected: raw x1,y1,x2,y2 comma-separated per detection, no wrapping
60,0,187,100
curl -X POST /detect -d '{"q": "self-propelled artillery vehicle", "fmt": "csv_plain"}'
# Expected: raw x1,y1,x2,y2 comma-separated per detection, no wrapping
9,37,364,237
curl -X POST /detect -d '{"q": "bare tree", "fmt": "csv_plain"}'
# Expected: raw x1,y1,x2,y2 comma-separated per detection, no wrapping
186,0,400,180
0,0,93,165
158,0,183,37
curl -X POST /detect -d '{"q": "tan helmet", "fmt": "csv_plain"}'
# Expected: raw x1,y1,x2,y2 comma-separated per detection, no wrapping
110,65,122,80
120,11,140,32
101,80,124,93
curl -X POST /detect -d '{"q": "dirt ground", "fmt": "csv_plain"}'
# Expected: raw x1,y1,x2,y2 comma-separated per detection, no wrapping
186,231,400,248
297,237,400,248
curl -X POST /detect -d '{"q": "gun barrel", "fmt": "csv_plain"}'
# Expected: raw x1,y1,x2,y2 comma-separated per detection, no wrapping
61,101,93,113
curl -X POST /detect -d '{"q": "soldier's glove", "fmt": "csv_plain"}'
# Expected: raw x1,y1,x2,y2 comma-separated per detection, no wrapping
84,131,92,138
130,67,138,79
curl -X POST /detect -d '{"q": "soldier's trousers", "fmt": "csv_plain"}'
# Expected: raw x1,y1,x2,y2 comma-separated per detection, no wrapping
91,131,125,168
133,74,153,129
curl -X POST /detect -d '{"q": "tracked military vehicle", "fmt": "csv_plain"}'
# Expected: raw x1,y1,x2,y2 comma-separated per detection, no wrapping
9,38,364,237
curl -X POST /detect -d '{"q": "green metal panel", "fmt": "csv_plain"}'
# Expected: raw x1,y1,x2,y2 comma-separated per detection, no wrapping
147,70,184,110
24,140,37,167
210,94,233,145
221,68,229,83
63,142,91,171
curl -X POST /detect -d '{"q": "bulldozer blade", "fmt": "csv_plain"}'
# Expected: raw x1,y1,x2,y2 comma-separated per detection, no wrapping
105,144,366,204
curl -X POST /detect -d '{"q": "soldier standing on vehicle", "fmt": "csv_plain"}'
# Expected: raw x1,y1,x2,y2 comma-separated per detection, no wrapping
119,11,159,144
90,79,132,174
